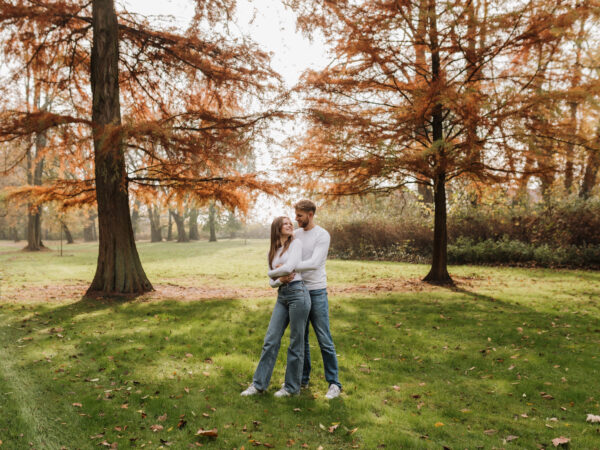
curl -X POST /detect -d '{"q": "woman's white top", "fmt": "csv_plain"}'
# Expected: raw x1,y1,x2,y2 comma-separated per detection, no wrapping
267,238,303,288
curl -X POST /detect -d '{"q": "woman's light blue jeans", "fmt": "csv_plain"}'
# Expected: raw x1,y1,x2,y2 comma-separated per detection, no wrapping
252,280,311,394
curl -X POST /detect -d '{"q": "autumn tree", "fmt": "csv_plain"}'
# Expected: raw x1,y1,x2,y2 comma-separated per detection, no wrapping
0,0,283,294
287,0,598,284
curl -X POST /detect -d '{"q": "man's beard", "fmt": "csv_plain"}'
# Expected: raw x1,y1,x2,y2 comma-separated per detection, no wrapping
298,218,309,228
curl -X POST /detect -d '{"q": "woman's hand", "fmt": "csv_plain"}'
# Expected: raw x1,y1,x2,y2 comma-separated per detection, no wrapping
279,272,295,284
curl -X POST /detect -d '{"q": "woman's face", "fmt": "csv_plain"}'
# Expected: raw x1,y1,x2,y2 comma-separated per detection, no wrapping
280,218,294,237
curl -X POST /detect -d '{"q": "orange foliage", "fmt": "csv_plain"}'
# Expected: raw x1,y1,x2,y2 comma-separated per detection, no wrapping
0,0,285,213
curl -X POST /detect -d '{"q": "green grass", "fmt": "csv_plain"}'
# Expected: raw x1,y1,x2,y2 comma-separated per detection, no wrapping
0,239,599,449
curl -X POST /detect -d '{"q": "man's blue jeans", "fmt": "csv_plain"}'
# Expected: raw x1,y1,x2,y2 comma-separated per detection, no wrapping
302,288,341,389
252,281,311,394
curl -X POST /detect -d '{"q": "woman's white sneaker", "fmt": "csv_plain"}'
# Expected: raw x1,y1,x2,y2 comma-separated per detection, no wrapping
325,384,341,399
274,387,292,397
240,385,262,396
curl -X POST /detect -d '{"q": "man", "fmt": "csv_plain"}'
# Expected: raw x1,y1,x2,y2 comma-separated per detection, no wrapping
276,200,342,399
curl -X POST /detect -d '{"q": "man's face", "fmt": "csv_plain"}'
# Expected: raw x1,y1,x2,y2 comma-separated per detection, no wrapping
295,209,312,229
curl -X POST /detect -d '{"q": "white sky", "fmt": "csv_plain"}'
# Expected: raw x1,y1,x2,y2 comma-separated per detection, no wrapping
122,0,330,223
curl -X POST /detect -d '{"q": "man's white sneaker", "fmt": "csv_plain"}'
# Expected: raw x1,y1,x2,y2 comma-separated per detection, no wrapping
240,385,262,396
274,387,292,398
325,384,341,399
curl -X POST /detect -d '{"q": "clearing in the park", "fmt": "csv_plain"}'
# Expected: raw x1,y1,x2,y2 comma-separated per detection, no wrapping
0,240,599,449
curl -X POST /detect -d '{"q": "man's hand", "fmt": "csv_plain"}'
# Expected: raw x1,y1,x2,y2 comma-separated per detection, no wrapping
279,273,295,284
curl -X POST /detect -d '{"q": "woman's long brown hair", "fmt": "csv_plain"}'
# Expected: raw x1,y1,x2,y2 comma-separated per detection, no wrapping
268,216,293,269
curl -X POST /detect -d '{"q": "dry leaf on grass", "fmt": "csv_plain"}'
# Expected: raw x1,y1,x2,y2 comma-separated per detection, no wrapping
150,424,163,432
586,414,600,423
196,428,218,437
552,436,570,447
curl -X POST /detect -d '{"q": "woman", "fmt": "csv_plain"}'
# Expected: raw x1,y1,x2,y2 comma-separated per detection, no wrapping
241,216,311,397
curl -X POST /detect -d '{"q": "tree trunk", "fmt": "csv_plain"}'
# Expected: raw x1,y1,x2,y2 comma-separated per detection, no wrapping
148,204,162,242
564,101,577,192
83,214,97,241
11,226,19,242
423,0,452,285
580,146,600,199
167,210,173,241
170,209,189,242
87,0,152,295
25,132,46,251
208,202,217,242
188,208,200,240
417,180,434,203
61,221,74,244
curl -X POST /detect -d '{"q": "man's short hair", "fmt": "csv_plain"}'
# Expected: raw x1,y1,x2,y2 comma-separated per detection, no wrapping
294,199,317,214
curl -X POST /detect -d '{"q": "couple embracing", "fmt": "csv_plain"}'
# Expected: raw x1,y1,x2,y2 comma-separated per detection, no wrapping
241,200,342,399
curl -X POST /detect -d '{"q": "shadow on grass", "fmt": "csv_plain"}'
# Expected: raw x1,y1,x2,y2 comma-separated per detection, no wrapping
2,287,600,448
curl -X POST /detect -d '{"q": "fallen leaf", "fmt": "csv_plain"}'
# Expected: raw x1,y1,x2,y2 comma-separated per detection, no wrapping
202,413,210,418
72,403,82,408
158,413,167,421
196,428,218,437
392,385,401,391
505,435,519,442
121,403,128,409
484,429,498,435
328,424,339,433
202,371,210,377
587,414,600,423
293,408,301,412
434,422,444,427
150,424,164,432
552,436,570,447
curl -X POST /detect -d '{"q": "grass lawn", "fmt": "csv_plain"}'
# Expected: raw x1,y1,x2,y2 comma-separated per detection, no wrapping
0,239,599,449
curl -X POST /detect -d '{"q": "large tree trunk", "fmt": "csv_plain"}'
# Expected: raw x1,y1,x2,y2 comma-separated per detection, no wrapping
208,202,217,242
423,0,452,285
170,209,189,242
87,0,152,295
188,208,200,240
148,204,162,242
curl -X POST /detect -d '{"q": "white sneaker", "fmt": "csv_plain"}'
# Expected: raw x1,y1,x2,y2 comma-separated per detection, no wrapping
325,384,341,399
274,387,292,398
240,385,262,396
